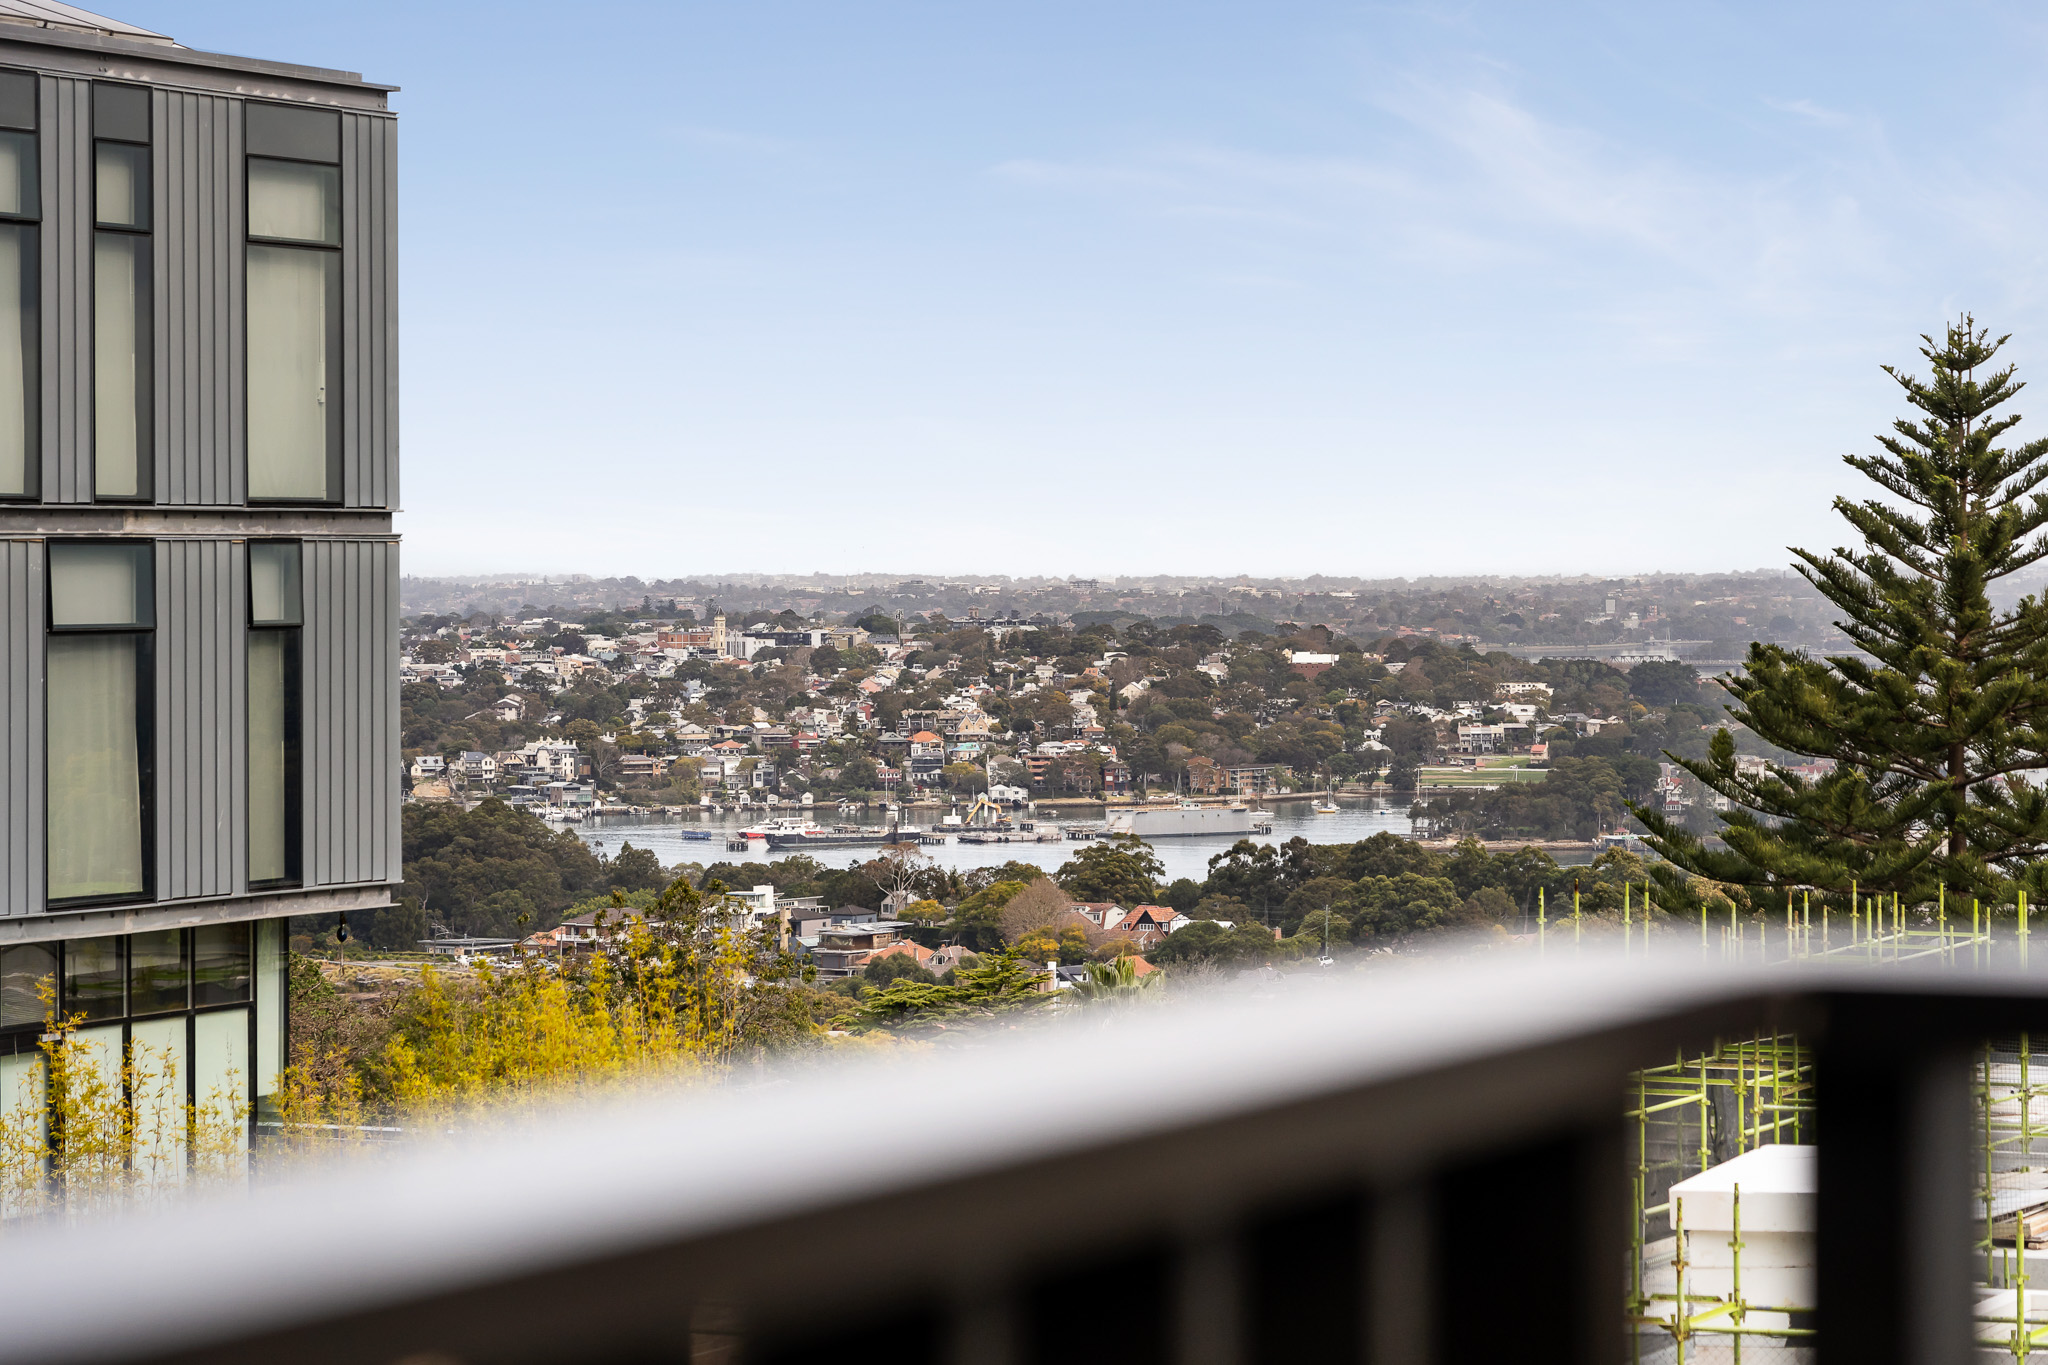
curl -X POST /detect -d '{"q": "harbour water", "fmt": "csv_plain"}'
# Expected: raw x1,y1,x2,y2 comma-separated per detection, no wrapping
577,798,1418,886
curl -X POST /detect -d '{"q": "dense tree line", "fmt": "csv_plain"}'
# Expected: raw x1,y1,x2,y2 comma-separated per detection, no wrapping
305,801,674,949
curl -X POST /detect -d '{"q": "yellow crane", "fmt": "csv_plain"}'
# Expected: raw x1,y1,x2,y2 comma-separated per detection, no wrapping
960,792,1007,826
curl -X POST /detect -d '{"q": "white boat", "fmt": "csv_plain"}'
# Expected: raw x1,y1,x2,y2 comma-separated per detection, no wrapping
1314,800,1339,814
1106,802,1253,839
736,816,814,841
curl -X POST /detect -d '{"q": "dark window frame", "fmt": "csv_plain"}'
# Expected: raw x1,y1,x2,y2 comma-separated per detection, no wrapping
246,540,302,889
90,82,151,505
44,538,155,909
0,927,259,1035
0,68,40,504
126,925,188,1017
61,932,124,1022
1,924,267,1169
242,102,342,508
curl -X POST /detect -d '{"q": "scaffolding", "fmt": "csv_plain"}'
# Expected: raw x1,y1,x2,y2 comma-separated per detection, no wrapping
1563,881,2003,967
1627,1034,1815,1363
1618,888,2026,1362
1977,1035,2048,1355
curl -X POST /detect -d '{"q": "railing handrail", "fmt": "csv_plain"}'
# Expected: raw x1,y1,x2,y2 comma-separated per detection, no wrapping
9,950,2046,1365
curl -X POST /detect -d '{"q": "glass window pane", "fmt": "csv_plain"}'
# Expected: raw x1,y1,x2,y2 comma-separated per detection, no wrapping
0,222,38,498
48,542,151,627
129,1015,186,1186
193,1007,248,1163
94,142,147,230
92,232,150,499
0,1051,46,1200
193,925,251,1006
255,920,282,1098
246,245,337,500
47,635,144,902
128,929,186,1015
0,129,37,219
248,632,291,884
61,937,123,1021
245,104,338,163
249,542,301,625
0,942,56,1028
0,72,35,132
248,159,337,245
92,84,147,144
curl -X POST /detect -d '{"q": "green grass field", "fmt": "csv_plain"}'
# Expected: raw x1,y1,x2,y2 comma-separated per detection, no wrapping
1414,765,1550,787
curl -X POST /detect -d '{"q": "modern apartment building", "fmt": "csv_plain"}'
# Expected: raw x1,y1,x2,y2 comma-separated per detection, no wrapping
0,3,397,1136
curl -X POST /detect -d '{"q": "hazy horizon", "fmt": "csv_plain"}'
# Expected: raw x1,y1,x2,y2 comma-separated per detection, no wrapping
400,565,1810,587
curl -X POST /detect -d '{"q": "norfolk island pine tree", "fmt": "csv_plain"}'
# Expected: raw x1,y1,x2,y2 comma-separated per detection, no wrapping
1634,318,2048,911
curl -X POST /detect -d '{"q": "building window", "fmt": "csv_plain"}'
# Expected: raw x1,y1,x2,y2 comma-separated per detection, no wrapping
0,928,260,1036
61,934,123,1021
193,923,252,1006
0,69,37,502
0,941,55,1028
245,104,339,504
127,927,186,1015
92,83,150,502
46,541,153,905
247,541,300,886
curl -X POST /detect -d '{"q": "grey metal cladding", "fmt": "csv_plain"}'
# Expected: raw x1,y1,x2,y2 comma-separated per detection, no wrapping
40,75,89,503
341,113,395,510
155,538,243,900
0,539,44,915
155,89,241,507
304,537,397,886
380,116,396,510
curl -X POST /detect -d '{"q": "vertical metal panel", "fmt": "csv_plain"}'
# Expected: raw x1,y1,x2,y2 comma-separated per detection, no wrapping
304,538,397,886
305,541,325,883
227,98,244,505
340,114,396,510
381,116,398,512
155,539,241,901
153,88,175,503
381,532,399,881
156,91,238,507
230,539,247,886
0,540,44,916
39,76,91,504
339,123,358,509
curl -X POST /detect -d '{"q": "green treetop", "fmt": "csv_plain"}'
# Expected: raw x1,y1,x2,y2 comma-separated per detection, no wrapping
1639,319,2048,902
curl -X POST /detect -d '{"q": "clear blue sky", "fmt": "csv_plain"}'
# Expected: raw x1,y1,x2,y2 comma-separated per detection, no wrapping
115,1,2048,578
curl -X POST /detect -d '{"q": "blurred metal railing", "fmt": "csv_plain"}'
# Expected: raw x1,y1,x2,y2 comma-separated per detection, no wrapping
0,952,2032,1365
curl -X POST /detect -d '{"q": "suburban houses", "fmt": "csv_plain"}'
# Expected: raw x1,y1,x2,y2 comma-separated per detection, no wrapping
396,591,1751,849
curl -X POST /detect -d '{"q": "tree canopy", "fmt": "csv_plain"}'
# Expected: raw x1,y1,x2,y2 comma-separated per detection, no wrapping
1641,320,2048,902
401,799,631,938
1055,835,1165,908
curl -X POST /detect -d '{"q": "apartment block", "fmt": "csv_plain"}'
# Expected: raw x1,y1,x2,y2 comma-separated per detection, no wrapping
0,3,397,1137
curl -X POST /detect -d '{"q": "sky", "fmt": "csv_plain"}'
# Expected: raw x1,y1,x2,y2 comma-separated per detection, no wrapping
106,1,2048,578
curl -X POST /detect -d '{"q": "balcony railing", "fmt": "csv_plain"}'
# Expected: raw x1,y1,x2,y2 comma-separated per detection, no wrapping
0,951,2037,1365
